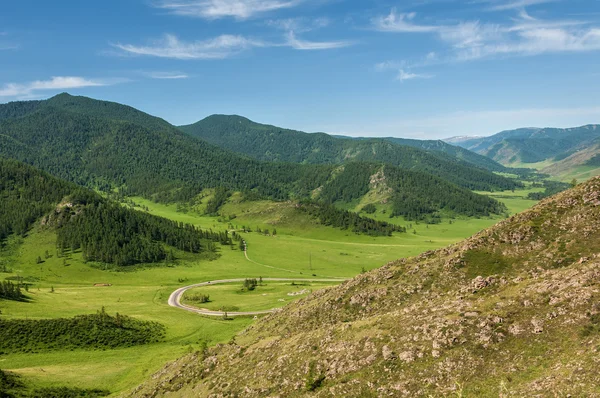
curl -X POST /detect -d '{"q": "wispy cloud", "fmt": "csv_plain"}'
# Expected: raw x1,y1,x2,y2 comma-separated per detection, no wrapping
114,32,352,58
153,0,301,20
483,0,558,12
396,69,434,82
285,31,353,50
143,71,190,79
0,76,124,99
113,34,266,60
374,7,600,69
372,10,438,33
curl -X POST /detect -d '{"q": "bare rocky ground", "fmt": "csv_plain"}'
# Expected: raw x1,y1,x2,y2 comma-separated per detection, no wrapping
129,177,600,397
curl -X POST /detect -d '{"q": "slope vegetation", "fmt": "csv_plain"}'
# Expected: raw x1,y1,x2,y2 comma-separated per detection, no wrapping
180,115,520,191
0,158,229,267
132,177,600,397
452,125,600,178
0,95,508,220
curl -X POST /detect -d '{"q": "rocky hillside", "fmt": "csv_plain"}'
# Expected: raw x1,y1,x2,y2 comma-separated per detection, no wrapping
130,177,600,397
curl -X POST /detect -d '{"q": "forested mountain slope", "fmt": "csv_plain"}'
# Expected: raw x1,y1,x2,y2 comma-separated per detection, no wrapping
0,94,508,220
349,135,511,173
180,115,521,191
450,125,600,167
0,158,230,266
132,177,600,397
0,95,333,199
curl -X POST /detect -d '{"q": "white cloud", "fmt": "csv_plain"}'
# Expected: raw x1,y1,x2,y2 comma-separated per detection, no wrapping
0,76,122,99
485,0,558,11
285,31,353,50
372,9,438,33
143,71,190,79
396,69,434,82
113,34,266,59
114,32,352,58
373,8,600,67
154,0,301,20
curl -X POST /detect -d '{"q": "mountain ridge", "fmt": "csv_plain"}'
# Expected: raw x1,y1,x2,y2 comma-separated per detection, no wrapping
179,114,522,191
0,94,508,220
449,125,600,178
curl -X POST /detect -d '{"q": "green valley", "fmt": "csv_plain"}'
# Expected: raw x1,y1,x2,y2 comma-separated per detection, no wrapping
0,157,541,395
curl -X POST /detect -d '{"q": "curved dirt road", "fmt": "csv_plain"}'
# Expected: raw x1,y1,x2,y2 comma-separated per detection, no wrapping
168,277,346,317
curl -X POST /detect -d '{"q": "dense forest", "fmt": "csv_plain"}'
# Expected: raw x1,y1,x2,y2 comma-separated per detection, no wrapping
0,95,334,199
56,199,232,266
180,114,522,191
0,94,511,222
298,202,405,236
0,158,230,266
0,158,74,241
384,166,507,220
0,308,165,354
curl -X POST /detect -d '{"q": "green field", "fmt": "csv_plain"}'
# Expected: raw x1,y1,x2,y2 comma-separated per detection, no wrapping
0,189,540,396
182,281,337,312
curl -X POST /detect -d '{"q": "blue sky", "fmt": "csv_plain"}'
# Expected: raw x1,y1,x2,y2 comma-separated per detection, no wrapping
1,0,600,138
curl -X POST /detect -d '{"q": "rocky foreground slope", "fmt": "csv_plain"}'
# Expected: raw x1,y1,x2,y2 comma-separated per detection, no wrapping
131,178,600,397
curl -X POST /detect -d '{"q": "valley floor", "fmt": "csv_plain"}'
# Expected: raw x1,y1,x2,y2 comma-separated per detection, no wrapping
0,189,540,396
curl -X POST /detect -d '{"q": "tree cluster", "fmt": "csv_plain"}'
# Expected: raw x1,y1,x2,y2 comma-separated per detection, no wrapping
56,201,232,266
0,308,165,353
0,281,25,301
527,180,571,200
298,202,405,237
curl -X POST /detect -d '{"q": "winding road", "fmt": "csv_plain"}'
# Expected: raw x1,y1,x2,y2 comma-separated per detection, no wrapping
168,277,346,317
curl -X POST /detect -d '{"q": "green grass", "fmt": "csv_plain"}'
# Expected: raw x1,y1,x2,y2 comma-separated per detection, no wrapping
554,165,600,183
182,281,337,312
0,188,539,395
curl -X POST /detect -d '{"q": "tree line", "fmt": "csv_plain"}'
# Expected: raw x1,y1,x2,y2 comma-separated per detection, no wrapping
297,201,405,236
0,308,165,354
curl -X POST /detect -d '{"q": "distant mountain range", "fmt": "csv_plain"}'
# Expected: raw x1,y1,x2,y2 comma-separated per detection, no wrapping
0,93,516,220
179,115,520,190
445,125,600,179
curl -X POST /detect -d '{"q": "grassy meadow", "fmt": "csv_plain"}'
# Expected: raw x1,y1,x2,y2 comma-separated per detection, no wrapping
0,188,540,395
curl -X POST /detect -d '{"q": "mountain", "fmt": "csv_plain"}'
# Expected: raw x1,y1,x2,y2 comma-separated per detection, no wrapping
179,115,521,191
376,137,510,173
449,125,600,178
0,94,334,200
0,158,230,267
334,134,511,173
0,94,513,221
444,135,483,144
132,176,600,397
